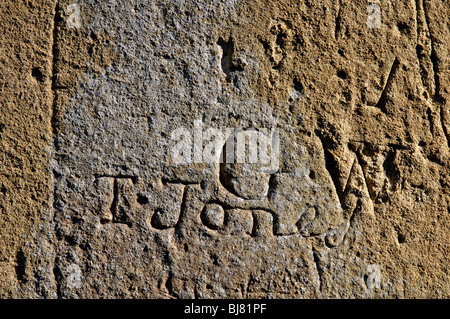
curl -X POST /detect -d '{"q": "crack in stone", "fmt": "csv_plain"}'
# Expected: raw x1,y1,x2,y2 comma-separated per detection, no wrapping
335,0,342,38
316,134,344,209
50,0,60,299
422,0,442,101
375,57,400,113
51,0,60,137
355,151,375,202
440,105,450,148
312,250,322,294
415,0,448,147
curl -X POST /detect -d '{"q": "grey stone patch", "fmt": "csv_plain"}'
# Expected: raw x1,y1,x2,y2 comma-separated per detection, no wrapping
51,0,355,298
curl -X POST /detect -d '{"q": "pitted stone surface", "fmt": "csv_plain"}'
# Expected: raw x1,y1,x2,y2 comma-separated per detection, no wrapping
2,0,450,298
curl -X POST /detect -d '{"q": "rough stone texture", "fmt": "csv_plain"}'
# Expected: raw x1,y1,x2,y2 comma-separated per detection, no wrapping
1,0,450,298
0,0,56,297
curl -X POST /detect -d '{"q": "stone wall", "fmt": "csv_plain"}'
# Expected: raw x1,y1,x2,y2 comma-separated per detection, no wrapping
1,0,450,298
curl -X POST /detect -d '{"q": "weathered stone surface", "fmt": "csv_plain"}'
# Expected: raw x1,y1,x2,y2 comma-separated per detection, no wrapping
0,0,56,297
2,0,450,298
